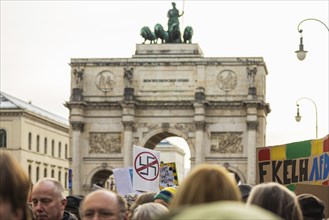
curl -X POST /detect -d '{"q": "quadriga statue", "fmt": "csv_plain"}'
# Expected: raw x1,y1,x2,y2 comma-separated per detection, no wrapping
154,23,169,44
183,26,193,43
140,26,156,44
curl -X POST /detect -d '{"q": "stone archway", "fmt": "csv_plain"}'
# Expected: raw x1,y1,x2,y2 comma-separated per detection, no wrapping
68,44,270,195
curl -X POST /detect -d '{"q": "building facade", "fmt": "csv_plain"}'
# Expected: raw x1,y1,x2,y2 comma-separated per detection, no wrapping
0,92,70,194
66,44,270,195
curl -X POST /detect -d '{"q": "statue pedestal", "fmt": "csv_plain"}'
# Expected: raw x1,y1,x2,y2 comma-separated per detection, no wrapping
133,43,204,58
124,88,134,101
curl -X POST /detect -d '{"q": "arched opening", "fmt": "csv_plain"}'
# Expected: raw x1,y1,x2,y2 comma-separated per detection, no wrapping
143,132,192,181
90,170,114,190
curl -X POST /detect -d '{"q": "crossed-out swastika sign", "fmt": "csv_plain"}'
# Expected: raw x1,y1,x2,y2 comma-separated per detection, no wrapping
133,145,160,192
134,151,159,181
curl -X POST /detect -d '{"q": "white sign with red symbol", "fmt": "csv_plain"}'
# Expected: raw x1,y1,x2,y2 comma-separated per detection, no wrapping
133,145,160,192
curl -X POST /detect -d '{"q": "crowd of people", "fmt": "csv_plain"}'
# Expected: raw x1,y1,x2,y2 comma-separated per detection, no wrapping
0,151,327,220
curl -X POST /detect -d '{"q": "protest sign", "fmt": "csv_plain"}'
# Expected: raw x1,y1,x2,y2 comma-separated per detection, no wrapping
256,135,329,189
159,162,179,189
133,145,160,192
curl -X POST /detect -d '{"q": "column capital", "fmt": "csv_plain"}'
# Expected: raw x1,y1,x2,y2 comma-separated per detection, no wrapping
194,121,206,131
70,121,85,132
122,121,134,131
247,121,258,131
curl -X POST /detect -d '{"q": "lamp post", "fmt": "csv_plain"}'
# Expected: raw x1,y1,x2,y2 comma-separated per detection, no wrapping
295,18,329,61
295,97,318,139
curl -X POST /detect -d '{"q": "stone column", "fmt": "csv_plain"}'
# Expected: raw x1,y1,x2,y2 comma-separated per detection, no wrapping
70,121,84,195
194,121,206,164
246,120,258,185
122,121,134,167
194,102,206,165
121,102,135,167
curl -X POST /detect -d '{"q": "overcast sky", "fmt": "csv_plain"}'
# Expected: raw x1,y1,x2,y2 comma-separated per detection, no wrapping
1,1,328,150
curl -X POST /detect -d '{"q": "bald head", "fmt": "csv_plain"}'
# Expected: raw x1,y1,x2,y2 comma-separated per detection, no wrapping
80,190,127,220
31,178,66,220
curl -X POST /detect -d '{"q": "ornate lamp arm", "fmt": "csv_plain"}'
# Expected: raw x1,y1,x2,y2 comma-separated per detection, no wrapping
295,18,329,61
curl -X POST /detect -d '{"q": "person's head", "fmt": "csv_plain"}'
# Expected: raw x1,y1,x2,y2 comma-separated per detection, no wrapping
80,190,127,220
164,201,282,220
123,193,139,212
154,187,177,208
128,192,156,219
131,203,168,220
169,164,241,210
65,195,84,220
297,193,325,220
31,178,67,220
0,151,31,220
247,182,303,220
238,184,253,202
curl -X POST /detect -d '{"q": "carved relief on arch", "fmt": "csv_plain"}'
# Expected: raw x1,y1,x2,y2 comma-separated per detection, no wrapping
95,71,115,93
217,69,237,92
210,132,243,154
174,123,196,133
89,133,121,154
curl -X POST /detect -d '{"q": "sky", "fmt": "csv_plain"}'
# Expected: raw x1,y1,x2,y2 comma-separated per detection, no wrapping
1,1,328,160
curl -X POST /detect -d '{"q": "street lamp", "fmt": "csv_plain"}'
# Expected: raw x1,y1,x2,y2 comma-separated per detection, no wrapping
295,18,329,61
295,97,318,139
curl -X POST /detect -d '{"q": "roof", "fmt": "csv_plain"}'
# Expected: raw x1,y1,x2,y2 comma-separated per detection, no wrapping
0,91,68,126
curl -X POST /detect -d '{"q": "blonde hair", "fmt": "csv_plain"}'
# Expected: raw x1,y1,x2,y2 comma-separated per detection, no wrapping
247,182,303,220
0,151,32,220
169,164,241,210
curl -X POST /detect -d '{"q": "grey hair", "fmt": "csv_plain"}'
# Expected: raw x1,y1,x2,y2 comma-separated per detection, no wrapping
35,177,65,199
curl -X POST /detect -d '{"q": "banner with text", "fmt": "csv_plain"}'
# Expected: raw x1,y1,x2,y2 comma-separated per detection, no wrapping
256,135,329,190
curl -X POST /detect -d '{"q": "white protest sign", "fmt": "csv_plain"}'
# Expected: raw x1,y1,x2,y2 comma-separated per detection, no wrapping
113,167,135,196
133,145,160,192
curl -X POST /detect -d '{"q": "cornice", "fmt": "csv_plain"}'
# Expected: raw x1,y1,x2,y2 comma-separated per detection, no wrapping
0,112,68,133
70,57,266,67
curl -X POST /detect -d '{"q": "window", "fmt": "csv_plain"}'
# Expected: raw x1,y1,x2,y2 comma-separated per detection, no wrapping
44,168,47,177
0,129,7,148
51,140,55,156
58,142,61,158
65,144,68,159
36,167,39,182
28,133,32,150
58,171,61,182
51,169,54,178
36,135,40,152
28,165,32,180
44,138,48,154
65,172,68,188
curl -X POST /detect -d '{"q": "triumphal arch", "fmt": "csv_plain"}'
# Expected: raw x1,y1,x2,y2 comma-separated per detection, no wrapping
67,43,270,195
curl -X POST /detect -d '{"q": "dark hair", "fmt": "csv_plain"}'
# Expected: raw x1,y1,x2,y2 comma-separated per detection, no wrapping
0,151,31,219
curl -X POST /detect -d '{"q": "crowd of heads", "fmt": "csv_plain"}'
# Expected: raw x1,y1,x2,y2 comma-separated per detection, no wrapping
0,151,327,220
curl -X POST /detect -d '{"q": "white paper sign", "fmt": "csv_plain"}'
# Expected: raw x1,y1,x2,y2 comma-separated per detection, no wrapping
133,145,160,192
113,167,134,196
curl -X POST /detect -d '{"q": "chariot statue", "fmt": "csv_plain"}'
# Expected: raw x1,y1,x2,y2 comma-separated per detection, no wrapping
140,2,193,44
